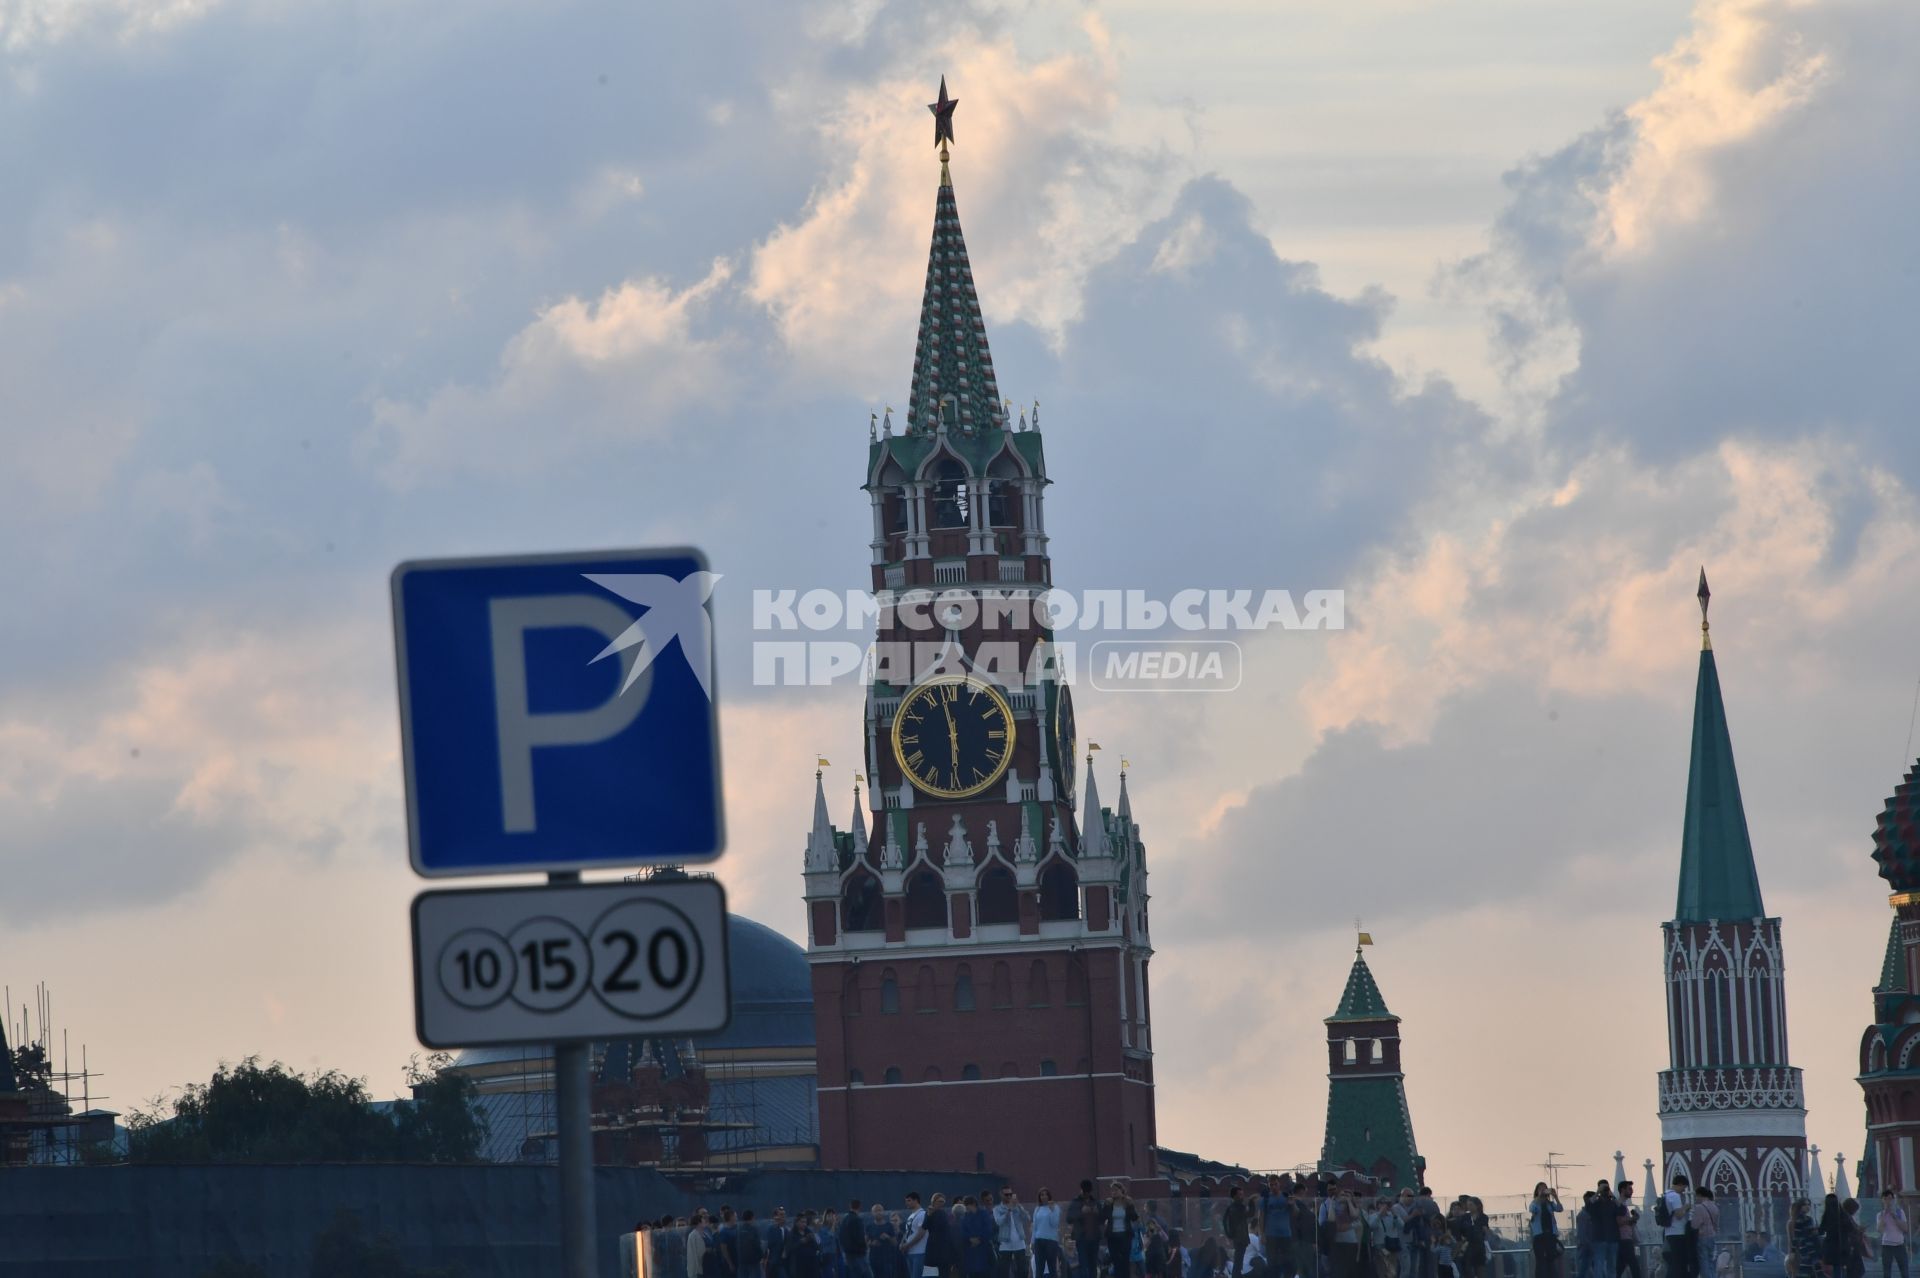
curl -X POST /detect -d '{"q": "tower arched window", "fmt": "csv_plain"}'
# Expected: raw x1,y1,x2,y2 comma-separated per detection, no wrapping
1343,1038,1357,1064
987,478,1018,528
922,1066,943,1082
1040,1059,1058,1077
880,970,900,1015
991,961,1013,1008
915,965,936,1013
849,1069,864,1085
931,459,970,528
977,865,1018,926
905,868,946,930
1370,1039,1384,1064
1066,959,1090,1007
1039,862,1080,921
842,871,883,934
962,1063,981,1081
1028,959,1052,1007
884,1066,903,1085
954,965,976,1012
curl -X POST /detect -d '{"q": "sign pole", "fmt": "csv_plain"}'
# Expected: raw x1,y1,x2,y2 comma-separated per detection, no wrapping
551,870,597,1278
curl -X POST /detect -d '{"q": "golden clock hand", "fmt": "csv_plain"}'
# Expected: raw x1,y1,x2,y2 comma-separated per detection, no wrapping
945,703,960,763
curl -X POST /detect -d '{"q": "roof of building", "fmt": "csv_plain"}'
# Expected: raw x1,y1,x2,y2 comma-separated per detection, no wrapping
1880,916,1907,994
867,92,1050,484
1155,1144,1255,1183
1327,951,1396,1024
1871,758,1920,895
906,125,1002,436
1674,644,1767,923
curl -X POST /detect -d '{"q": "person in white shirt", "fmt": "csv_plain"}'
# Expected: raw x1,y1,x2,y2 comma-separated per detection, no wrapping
904,1193,930,1278
1032,1189,1065,1278
1662,1176,1691,1278
1882,1192,1910,1278
1241,1235,1268,1276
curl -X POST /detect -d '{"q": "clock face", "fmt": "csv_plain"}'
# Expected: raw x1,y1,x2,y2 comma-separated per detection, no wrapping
891,675,1017,799
1054,686,1077,803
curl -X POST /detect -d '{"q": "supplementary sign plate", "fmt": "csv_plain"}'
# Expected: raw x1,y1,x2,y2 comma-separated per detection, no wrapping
411,877,731,1048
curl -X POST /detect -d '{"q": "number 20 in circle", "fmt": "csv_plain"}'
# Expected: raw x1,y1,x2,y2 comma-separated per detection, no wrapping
590,898,704,1020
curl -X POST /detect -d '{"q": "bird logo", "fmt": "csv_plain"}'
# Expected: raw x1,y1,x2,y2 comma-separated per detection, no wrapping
581,571,722,701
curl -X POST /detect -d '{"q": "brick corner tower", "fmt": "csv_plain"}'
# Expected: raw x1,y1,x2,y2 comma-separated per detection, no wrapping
1320,937,1423,1193
804,77,1158,1193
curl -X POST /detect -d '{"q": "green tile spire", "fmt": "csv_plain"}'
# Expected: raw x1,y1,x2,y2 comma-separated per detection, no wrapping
1674,571,1766,923
905,79,1005,437
1327,949,1395,1023
1879,916,1907,994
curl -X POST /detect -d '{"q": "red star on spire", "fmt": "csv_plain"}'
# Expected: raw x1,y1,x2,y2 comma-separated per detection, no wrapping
929,76,958,150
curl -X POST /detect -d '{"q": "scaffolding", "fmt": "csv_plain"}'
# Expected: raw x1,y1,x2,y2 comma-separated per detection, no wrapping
452,867,819,1173
1,982,114,1166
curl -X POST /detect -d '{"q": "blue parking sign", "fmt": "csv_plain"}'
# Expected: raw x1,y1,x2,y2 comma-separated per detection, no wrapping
391,548,724,876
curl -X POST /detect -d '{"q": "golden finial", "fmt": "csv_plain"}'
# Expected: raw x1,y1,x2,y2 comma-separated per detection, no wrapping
1697,568,1712,651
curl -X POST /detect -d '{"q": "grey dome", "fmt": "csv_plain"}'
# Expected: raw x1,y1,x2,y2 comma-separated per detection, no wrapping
713,914,815,1048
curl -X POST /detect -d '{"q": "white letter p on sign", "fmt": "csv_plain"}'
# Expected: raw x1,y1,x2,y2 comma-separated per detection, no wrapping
488,595,652,834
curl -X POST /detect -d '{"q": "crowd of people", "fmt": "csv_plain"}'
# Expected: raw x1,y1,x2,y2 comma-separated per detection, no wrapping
643,1175,1499,1278
644,1172,1920,1278
1522,1172,1917,1278
1784,1186,1909,1278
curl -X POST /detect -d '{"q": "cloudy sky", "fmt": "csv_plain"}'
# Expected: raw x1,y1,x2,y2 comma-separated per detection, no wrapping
4,0,1918,1196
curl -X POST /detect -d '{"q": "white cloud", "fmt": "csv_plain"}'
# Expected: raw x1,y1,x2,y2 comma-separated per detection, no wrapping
1304,440,1920,744
359,258,738,487
0,0,220,53
748,20,1180,389
1455,0,1920,476
1601,0,1829,255
0,618,396,920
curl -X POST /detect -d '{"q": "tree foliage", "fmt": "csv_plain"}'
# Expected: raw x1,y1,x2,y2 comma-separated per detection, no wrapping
11,1040,54,1093
129,1055,486,1164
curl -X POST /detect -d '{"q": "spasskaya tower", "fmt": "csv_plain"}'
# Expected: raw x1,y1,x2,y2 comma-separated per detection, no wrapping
801,78,1159,1193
